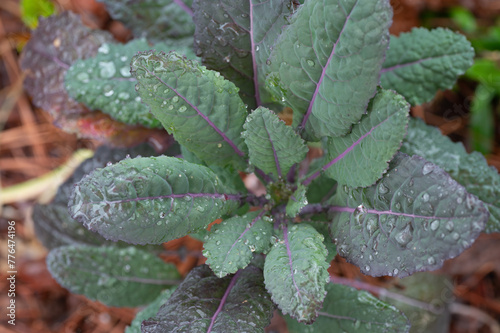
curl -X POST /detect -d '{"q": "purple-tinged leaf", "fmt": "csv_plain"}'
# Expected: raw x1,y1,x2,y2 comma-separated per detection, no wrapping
329,153,489,278
401,117,500,233
285,283,410,333
193,0,293,108
243,106,308,178
47,245,180,307
20,12,112,120
142,265,275,332
20,12,165,147
69,156,240,245
316,89,409,188
203,210,272,278
131,51,248,169
264,223,329,323
264,0,392,141
126,288,176,333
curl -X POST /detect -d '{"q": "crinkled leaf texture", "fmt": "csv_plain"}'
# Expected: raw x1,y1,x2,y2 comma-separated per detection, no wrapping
323,89,409,188
285,283,410,333
126,288,176,333
381,27,474,105
203,210,273,278
69,156,240,245
131,51,248,169
401,118,500,233
47,245,180,307
33,145,160,250
193,0,293,108
385,273,452,333
20,12,166,146
243,106,308,178
142,264,275,332
329,153,489,278
265,0,392,140
264,223,329,323
98,0,195,42
286,185,308,217
65,39,162,128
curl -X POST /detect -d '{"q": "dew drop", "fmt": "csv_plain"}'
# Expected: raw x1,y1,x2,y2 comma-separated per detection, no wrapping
99,61,116,78
422,163,435,175
119,67,131,78
393,268,399,275
457,197,463,204
353,204,367,224
172,96,179,103
118,92,130,100
422,193,430,202
123,264,131,272
452,232,460,240
306,59,315,67
215,240,221,246
446,220,454,231
217,143,222,148
378,183,389,194
395,224,413,246
255,45,260,52
430,220,440,231
98,43,110,54
178,106,187,113
427,256,435,265
76,72,89,82
366,218,377,235
365,265,371,272
159,212,166,218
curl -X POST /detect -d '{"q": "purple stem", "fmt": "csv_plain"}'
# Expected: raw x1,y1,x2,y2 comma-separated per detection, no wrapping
255,168,274,184
298,203,328,216
283,224,302,301
147,69,246,158
172,0,194,17
248,1,262,106
300,1,358,130
302,113,389,186
286,164,297,184
207,270,242,333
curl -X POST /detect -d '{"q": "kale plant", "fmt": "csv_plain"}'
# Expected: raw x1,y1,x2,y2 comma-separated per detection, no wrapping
22,0,500,331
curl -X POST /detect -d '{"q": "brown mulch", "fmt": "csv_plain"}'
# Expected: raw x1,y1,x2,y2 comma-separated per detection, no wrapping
0,0,499,332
